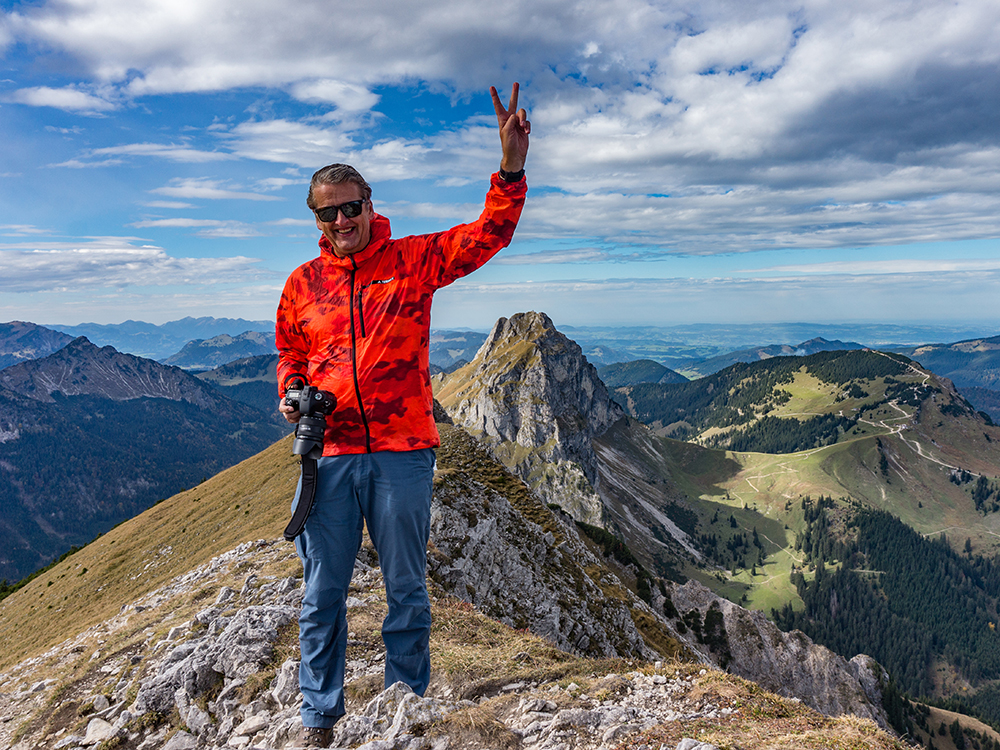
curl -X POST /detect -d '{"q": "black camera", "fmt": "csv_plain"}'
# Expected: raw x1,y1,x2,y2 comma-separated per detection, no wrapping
284,380,336,459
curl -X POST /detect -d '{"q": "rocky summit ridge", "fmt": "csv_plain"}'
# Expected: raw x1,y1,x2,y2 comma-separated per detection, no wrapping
0,537,903,750
0,404,899,750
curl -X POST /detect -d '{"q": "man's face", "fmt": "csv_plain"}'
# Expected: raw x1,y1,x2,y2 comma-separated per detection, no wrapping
313,182,373,258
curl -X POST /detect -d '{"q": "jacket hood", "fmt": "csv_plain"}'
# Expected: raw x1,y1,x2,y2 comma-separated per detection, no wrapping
317,213,392,267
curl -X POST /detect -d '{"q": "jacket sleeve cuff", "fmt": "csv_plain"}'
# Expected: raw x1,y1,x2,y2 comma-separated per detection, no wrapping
491,171,527,192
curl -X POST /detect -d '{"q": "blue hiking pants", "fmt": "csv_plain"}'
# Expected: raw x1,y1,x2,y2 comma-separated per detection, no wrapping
293,448,435,729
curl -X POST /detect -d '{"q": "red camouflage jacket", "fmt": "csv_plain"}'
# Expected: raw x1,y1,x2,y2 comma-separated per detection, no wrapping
275,173,526,455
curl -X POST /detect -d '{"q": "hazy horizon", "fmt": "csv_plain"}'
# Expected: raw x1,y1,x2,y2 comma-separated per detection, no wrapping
24,315,1000,352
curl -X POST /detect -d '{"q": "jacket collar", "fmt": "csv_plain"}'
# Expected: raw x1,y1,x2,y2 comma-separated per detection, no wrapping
318,213,392,267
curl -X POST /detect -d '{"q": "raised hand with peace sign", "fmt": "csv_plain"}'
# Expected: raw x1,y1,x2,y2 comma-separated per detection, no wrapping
491,82,530,175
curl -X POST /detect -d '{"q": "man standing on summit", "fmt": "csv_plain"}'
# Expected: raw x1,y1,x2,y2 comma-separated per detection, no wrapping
275,84,529,746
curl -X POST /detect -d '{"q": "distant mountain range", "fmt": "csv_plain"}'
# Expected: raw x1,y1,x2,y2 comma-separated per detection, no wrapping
677,337,864,377
562,321,1000,365
48,316,273,361
162,331,275,370
0,321,73,369
0,338,285,582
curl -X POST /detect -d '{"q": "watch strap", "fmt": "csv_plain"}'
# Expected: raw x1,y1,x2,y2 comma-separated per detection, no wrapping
498,167,525,183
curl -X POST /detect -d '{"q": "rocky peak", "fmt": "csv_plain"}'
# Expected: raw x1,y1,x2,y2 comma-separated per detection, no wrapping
0,336,215,407
436,311,624,524
0,320,73,369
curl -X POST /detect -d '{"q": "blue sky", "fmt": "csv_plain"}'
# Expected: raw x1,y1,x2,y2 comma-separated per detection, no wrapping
2,0,1000,332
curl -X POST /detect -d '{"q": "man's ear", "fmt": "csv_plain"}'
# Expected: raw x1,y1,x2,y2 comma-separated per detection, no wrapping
315,214,324,232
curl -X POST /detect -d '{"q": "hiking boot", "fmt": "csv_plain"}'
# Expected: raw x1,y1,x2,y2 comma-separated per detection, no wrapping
295,726,334,749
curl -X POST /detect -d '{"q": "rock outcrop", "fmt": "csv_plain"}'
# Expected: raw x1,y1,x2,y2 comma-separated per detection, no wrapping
430,425,673,661
0,537,894,750
668,579,891,730
436,311,623,524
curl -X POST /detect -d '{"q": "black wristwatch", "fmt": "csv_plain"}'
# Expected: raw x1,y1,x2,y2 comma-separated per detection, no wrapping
498,167,525,183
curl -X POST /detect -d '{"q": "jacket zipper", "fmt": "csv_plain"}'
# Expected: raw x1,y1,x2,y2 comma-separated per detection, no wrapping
357,277,394,339
348,258,372,453
357,284,367,339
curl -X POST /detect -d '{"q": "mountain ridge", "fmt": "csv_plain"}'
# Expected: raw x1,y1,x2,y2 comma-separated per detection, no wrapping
50,316,274,360
597,359,688,387
894,335,1000,391
0,409,905,750
678,337,865,378
0,321,73,370
0,337,219,406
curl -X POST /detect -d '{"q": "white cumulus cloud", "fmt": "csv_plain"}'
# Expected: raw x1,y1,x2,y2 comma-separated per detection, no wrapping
150,178,283,201
0,239,269,292
6,85,116,113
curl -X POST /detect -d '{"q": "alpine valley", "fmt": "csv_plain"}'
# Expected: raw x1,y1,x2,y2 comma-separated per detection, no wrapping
0,336,285,582
3,313,1000,750
432,312,1000,742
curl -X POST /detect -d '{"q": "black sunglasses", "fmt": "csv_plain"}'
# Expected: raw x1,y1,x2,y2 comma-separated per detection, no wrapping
314,199,366,223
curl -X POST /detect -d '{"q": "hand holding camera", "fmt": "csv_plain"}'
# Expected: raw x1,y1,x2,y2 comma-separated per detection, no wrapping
283,379,337,459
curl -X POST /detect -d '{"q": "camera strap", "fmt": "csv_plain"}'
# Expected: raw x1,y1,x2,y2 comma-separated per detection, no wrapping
283,455,318,541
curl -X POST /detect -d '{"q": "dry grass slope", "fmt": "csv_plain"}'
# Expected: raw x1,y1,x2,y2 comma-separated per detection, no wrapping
0,434,300,671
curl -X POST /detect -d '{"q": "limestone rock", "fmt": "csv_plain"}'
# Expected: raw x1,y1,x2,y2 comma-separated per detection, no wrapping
676,740,720,750
430,426,665,660
81,718,117,746
132,604,297,715
234,712,269,736
438,311,623,524
161,730,197,750
332,682,456,749
270,659,300,708
669,579,890,730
